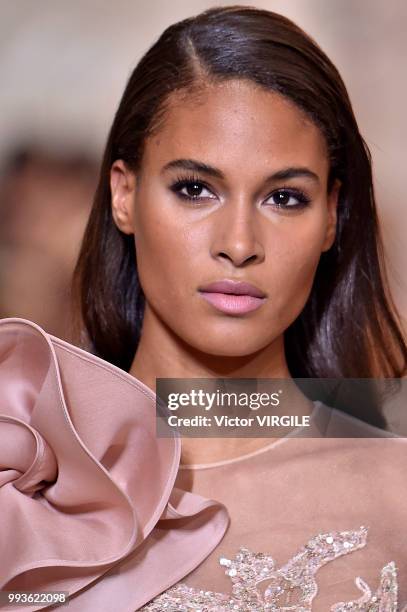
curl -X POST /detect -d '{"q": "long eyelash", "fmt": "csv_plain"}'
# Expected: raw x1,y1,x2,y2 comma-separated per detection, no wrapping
173,173,205,185
270,186,311,207
172,173,210,189
169,173,213,201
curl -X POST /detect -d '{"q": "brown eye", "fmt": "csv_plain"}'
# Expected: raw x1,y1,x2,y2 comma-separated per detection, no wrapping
273,191,291,206
184,182,205,198
170,178,217,202
266,189,311,209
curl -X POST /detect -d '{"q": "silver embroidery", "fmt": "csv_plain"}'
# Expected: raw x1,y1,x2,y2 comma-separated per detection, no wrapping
140,527,399,611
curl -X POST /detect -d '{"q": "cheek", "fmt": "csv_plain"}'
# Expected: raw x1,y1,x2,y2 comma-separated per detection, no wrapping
265,218,326,323
133,203,194,305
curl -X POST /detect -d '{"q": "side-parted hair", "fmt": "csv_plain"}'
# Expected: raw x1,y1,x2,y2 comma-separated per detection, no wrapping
73,5,406,424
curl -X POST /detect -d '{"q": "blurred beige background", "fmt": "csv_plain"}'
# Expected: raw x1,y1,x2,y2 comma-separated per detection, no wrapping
0,0,406,336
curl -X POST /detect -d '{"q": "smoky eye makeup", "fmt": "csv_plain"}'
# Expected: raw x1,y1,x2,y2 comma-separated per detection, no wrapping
168,172,313,211
264,187,311,209
169,173,217,202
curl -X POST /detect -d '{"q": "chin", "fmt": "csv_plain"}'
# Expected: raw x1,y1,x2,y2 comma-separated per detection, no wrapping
186,333,275,358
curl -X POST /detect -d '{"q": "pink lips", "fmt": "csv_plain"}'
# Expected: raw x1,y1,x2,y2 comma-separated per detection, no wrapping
198,280,267,315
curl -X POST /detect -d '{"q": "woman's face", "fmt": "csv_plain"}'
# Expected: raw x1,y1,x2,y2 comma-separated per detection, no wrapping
111,79,339,356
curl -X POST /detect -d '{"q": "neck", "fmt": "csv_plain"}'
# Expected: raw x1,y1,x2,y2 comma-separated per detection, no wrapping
129,306,312,465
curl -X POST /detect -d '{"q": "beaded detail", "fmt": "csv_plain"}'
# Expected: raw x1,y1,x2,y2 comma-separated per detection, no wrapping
140,526,399,611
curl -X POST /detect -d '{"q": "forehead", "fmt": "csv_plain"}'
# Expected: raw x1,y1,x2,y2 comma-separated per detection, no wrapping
143,79,329,176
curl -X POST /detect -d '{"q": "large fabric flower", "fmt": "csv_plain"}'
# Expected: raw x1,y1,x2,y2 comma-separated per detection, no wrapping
0,318,229,611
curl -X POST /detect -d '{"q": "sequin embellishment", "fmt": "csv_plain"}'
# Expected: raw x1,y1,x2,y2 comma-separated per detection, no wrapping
141,526,399,610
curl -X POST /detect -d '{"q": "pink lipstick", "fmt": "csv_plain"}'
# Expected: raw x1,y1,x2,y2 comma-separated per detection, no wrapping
198,279,267,315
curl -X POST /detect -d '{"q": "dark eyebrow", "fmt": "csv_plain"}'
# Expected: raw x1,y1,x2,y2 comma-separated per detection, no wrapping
269,167,320,184
161,158,225,179
161,158,320,184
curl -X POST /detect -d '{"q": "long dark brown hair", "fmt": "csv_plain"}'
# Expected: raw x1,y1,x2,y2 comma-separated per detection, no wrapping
73,5,406,424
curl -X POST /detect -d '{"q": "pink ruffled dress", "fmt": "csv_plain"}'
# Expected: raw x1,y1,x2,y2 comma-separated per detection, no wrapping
0,318,228,611
1,318,406,610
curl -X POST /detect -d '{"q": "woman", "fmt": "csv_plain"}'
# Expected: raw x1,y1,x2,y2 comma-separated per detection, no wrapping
1,5,406,611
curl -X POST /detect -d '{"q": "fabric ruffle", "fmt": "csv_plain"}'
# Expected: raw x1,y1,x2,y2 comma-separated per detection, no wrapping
0,318,229,611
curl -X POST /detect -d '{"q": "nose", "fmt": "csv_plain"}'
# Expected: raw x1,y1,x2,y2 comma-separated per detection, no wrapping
210,199,265,267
